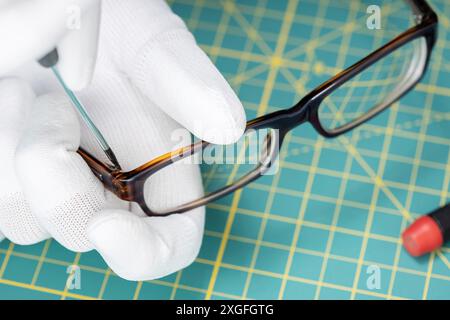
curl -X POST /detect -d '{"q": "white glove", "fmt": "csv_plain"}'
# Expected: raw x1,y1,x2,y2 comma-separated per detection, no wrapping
0,0,246,280
0,0,102,90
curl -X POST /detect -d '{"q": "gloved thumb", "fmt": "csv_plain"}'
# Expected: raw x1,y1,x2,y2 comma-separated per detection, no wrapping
15,92,106,252
87,207,204,281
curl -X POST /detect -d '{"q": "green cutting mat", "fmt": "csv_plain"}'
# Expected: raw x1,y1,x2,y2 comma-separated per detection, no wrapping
0,0,449,300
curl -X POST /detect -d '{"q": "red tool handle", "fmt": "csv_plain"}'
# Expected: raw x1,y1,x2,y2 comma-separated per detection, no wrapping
402,203,450,257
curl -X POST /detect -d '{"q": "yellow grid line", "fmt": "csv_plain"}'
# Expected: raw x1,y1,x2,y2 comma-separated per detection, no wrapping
61,252,81,300
225,0,271,299
97,268,111,299
278,2,362,299
204,0,270,300
201,231,450,282
0,278,97,300
175,0,234,299
241,0,304,299
388,13,449,300
30,239,51,285
196,257,408,300
205,190,243,299
0,242,15,278
347,15,402,299
350,104,400,299
313,0,371,299
3,232,448,289
133,281,143,300
205,0,299,299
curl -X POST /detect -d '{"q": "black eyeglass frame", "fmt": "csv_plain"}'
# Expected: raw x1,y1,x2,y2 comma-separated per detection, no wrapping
79,0,438,216
254,0,438,139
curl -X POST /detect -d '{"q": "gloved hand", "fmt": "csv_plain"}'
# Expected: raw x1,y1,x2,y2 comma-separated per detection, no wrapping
0,0,246,280
0,0,101,90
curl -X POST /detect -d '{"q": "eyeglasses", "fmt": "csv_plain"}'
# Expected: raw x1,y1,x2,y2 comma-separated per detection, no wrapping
47,0,438,217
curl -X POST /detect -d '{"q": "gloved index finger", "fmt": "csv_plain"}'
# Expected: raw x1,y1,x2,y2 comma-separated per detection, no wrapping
101,0,247,145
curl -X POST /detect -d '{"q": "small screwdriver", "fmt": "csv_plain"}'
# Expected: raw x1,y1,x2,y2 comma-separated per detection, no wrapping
37,49,121,170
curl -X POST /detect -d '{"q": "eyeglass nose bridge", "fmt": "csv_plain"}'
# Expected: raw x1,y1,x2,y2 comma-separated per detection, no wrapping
270,95,324,135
